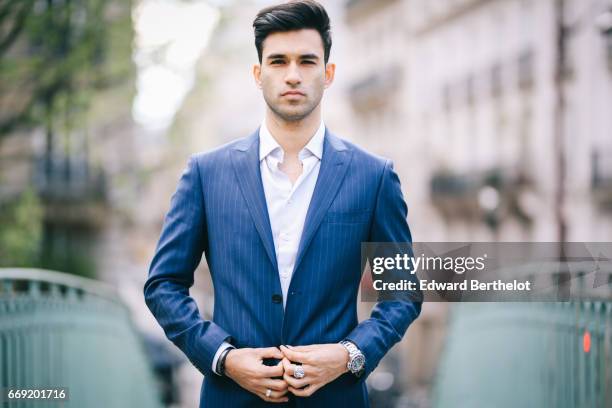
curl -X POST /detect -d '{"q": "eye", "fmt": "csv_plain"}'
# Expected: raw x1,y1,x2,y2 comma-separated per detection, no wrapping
301,60,316,65
270,59,285,65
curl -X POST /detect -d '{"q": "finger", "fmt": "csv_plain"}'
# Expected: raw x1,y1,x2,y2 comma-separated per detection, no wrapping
281,358,293,375
289,384,319,398
289,363,305,378
260,388,289,403
258,346,283,360
288,344,316,352
261,387,288,398
283,361,314,379
258,361,284,378
280,345,308,364
281,357,291,366
281,359,294,379
282,362,313,388
283,372,309,389
262,378,289,392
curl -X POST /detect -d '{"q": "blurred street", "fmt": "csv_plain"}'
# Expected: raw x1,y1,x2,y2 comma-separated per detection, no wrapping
2,0,612,407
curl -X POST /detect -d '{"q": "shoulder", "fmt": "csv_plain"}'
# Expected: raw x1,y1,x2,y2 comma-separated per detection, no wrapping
191,132,257,163
177,132,257,185
185,131,259,180
327,131,390,175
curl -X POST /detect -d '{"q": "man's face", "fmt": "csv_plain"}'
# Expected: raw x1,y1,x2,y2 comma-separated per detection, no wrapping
254,29,335,122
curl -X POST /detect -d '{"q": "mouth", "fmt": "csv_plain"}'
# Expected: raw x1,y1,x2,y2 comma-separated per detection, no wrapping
281,91,305,97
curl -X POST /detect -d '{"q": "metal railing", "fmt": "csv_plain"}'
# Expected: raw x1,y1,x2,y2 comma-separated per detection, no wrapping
433,300,612,407
0,268,163,408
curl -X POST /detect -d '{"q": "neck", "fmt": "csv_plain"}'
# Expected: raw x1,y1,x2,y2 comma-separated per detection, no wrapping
265,106,322,156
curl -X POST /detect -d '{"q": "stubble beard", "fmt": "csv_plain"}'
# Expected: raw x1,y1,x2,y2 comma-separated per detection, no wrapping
266,98,319,123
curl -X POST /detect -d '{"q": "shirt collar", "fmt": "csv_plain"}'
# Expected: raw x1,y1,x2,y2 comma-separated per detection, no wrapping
259,119,325,161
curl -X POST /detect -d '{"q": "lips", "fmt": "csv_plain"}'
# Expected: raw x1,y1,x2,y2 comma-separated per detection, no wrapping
282,90,305,96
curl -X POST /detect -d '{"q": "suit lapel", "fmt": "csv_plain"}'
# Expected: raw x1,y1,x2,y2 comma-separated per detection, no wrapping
230,130,278,273
292,129,353,275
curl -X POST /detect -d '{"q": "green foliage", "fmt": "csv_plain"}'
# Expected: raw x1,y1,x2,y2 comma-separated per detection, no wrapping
39,232,97,279
0,189,98,278
0,0,134,279
0,189,43,267
0,0,133,136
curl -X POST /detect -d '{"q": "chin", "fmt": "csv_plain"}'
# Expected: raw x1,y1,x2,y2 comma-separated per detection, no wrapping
276,108,310,122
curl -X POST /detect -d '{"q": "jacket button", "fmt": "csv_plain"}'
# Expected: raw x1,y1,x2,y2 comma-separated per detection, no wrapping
271,294,283,304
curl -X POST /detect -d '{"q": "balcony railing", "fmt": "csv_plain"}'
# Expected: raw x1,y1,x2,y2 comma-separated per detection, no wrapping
349,66,403,112
33,154,107,203
32,154,108,227
0,268,163,408
430,167,528,224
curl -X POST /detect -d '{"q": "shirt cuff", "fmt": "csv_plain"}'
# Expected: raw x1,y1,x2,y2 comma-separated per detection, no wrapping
212,341,234,375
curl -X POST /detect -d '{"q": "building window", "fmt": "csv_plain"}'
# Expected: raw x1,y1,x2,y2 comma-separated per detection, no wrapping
490,63,502,98
518,49,534,89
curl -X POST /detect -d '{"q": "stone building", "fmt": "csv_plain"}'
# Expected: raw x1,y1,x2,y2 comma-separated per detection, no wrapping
344,0,612,405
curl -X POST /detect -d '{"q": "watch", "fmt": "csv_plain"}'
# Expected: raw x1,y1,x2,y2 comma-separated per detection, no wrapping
340,340,365,377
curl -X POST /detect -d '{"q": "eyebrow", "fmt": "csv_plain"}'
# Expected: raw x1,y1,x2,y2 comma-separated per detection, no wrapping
266,53,320,61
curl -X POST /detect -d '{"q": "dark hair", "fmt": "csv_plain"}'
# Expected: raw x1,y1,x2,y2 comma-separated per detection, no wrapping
253,0,332,64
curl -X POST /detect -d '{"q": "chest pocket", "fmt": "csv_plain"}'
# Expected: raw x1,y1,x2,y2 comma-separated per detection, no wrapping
324,209,372,224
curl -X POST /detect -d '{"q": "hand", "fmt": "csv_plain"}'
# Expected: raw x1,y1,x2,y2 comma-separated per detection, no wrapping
224,347,289,403
280,344,349,397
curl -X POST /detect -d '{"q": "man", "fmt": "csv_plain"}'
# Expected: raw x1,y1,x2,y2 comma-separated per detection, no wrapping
144,1,421,406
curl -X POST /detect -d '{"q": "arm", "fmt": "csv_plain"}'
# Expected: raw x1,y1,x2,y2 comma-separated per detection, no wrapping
144,155,231,377
344,159,422,380
144,156,290,403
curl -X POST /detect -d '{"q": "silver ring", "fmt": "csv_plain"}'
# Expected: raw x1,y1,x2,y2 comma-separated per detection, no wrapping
266,389,272,398
293,365,305,379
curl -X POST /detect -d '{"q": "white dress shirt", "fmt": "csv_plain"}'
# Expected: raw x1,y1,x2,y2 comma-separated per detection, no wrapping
212,120,325,374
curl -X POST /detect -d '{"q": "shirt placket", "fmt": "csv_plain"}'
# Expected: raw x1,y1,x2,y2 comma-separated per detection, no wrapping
268,154,296,292
266,149,319,300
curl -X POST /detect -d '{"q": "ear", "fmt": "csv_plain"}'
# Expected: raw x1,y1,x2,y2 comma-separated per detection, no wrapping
253,63,262,89
324,62,336,89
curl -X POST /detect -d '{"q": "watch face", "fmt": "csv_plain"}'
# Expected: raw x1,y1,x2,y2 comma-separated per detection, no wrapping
350,354,365,372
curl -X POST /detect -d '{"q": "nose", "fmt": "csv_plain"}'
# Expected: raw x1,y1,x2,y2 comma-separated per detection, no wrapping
284,61,301,86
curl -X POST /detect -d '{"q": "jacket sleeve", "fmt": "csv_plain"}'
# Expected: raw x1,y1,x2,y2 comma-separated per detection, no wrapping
345,159,422,381
144,155,232,377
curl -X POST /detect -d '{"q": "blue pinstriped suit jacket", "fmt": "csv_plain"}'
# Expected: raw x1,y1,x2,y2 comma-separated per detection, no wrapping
144,128,422,407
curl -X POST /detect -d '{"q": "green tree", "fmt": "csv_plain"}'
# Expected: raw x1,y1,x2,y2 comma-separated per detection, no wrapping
0,189,43,267
0,0,131,143
0,0,134,278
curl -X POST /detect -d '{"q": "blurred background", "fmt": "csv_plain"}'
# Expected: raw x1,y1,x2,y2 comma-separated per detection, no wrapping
1,0,612,407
